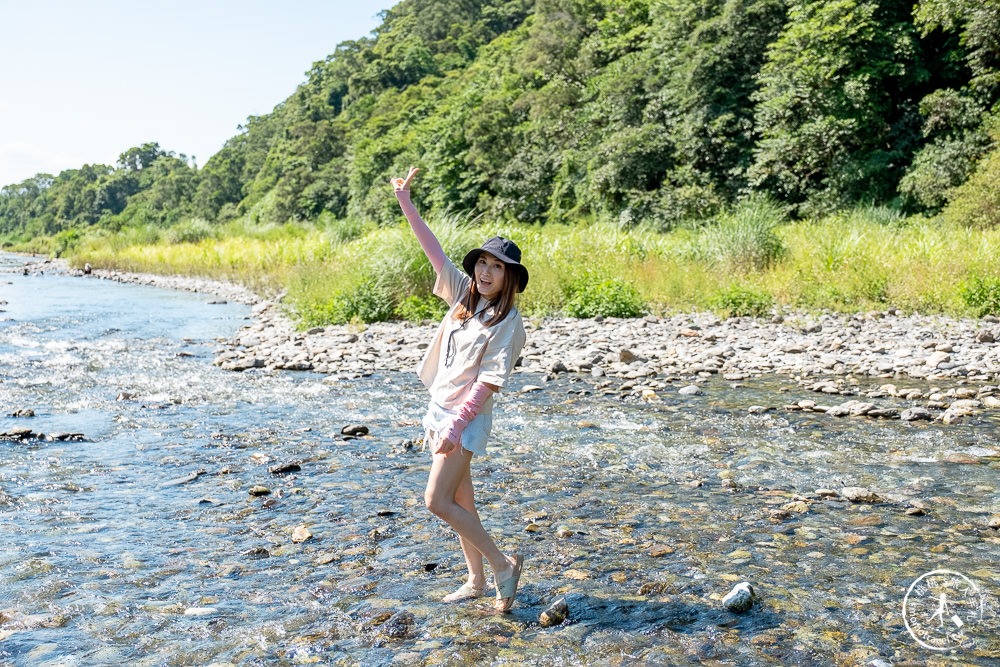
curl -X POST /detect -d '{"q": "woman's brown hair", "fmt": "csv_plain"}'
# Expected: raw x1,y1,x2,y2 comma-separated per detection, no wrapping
453,264,519,327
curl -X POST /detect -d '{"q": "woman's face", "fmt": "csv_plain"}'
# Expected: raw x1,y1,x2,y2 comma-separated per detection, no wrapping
475,252,506,300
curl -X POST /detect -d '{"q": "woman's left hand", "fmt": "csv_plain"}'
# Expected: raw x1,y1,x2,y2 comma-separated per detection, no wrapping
433,436,457,456
391,166,419,192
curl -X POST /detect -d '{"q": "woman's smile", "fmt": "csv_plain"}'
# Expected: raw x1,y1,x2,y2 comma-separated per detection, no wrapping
475,253,506,299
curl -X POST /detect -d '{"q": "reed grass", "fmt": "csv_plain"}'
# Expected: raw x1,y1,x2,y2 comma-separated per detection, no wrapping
65,202,1000,326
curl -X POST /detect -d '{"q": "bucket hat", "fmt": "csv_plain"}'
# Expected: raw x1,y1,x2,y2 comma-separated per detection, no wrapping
462,236,529,293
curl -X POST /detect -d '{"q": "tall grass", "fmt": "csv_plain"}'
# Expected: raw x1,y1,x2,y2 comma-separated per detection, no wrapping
66,201,1000,326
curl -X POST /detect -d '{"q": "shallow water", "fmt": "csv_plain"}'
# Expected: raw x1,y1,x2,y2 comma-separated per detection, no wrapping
1,253,998,666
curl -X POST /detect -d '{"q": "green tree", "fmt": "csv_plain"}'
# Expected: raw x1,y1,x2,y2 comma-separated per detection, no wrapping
749,0,926,212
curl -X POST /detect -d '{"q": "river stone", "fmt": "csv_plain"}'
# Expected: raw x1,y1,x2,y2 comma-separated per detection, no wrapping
678,385,702,396
939,409,966,424
900,407,933,421
783,501,810,513
981,396,1000,409
292,525,313,543
925,350,951,367
241,547,270,559
841,487,882,503
378,611,415,639
722,582,755,613
848,402,875,416
539,598,569,627
341,424,369,436
988,515,1000,529
248,485,271,496
825,404,851,417
268,461,302,474
976,329,996,343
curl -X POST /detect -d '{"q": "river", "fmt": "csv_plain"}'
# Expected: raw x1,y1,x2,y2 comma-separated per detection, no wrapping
1,253,997,665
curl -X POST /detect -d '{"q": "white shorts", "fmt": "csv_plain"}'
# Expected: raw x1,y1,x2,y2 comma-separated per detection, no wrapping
422,400,492,457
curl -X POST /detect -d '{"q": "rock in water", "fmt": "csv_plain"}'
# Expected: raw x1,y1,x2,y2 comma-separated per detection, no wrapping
539,598,569,627
341,424,369,436
722,582,755,613
378,611,415,638
900,407,933,422
840,487,882,503
268,461,302,474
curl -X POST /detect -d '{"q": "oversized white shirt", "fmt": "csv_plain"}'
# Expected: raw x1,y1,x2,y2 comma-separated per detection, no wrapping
418,257,526,410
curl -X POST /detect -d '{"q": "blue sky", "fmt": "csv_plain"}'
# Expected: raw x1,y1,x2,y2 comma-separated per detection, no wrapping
0,0,394,187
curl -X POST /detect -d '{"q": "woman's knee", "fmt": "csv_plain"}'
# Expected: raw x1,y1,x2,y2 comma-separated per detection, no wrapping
424,488,451,519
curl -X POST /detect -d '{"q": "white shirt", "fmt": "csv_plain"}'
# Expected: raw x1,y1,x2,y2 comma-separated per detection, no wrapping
418,258,526,410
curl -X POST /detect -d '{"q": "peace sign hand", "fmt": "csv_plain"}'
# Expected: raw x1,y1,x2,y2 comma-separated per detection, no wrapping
391,166,419,191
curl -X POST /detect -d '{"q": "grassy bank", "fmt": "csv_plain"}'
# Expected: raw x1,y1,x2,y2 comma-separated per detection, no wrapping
56,202,1000,327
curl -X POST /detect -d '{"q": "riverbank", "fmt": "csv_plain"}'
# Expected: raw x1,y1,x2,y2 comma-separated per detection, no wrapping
26,255,999,425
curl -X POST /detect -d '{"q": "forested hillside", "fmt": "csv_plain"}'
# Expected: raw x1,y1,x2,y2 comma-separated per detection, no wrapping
2,0,998,246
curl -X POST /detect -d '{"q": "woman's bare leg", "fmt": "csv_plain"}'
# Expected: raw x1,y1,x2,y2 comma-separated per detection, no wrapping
425,447,516,587
454,465,486,582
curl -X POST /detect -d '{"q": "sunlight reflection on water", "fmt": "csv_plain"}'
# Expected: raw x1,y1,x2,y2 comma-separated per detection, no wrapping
1,255,998,665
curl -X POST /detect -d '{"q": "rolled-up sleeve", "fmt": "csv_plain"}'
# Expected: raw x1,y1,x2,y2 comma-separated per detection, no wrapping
477,312,525,389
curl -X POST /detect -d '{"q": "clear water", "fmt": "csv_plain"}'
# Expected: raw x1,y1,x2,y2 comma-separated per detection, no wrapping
1,253,998,665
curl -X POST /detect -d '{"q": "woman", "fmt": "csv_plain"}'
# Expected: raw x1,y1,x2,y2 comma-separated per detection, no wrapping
392,166,526,612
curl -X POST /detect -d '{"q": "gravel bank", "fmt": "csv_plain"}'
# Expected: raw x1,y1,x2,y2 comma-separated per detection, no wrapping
19,256,1000,422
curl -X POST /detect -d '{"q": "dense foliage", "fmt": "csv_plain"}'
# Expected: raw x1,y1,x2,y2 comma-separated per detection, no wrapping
3,0,1000,249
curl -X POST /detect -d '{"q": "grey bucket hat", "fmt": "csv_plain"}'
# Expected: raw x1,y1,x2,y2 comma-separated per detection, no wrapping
462,236,529,293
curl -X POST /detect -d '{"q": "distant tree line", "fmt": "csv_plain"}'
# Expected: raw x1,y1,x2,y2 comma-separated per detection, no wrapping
2,0,998,244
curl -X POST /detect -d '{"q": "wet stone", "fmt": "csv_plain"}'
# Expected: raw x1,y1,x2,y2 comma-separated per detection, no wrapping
900,407,933,421
341,425,369,436
248,485,271,496
377,611,415,639
722,582,755,613
840,487,882,503
268,461,302,474
539,598,569,627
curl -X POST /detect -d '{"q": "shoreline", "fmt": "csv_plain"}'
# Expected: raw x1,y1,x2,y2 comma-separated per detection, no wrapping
12,255,1000,422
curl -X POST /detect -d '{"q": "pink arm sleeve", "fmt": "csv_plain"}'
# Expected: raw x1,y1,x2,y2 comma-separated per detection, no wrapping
395,189,446,274
439,382,494,444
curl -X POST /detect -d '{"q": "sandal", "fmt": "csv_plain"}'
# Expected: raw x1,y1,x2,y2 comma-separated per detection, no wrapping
494,554,524,612
442,581,485,603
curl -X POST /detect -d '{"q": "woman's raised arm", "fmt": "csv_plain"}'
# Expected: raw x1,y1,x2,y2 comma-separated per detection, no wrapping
392,167,446,274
